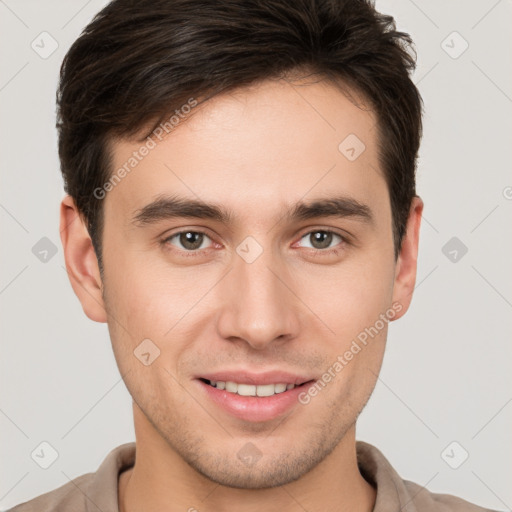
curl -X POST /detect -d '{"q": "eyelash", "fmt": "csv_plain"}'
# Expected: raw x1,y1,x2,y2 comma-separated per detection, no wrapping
160,229,348,258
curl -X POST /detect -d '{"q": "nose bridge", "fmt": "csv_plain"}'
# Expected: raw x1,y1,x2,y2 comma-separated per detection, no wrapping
216,240,298,349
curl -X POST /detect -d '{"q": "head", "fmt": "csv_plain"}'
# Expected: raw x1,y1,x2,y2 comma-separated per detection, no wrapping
58,0,423,489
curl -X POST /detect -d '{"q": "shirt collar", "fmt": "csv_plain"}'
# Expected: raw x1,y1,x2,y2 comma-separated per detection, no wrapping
357,440,418,512
85,440,417,512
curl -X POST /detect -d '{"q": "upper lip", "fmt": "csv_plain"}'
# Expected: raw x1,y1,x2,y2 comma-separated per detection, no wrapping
197,370,314,386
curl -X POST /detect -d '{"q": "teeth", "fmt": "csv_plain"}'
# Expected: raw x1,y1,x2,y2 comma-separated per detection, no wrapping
225,381,238,393
237,384,256,396
274,383,287,393
208,380,295,396
256,384,275,397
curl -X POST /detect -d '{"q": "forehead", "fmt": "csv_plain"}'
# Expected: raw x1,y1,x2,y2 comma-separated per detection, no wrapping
105,78,387,225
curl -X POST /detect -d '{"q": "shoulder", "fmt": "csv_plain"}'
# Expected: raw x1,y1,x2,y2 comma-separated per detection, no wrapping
6,473,91,511
403,479,502,512
6,442,136,512
356,440,502,512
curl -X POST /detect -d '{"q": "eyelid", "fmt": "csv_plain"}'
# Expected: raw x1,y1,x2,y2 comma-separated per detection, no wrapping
161,224,216,239
161,226,350,255
160,227,218,256
296,225,349,239
293,227,348,251
295,224,351,243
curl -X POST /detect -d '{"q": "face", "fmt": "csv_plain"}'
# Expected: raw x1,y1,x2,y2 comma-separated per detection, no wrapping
63,78,421,489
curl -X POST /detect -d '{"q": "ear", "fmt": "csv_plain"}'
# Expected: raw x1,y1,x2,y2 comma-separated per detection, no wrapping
59,195,107,323
391,196,423,320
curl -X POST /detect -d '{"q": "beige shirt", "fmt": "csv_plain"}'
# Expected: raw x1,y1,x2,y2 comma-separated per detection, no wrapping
8,441,500,511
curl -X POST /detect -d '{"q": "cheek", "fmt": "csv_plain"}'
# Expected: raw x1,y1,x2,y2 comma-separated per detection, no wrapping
103,267,195,410
103,245,176,331
102,251,216,378
297,255,395,339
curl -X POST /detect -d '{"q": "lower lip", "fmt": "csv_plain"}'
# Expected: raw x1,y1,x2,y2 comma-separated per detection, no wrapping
196,380,315,422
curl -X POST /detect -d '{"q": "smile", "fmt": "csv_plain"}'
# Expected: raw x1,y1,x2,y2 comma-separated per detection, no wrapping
201,379,296,396
196,373,316,422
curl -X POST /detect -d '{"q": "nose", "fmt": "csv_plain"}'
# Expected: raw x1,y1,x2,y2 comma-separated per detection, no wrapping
216,245,300,350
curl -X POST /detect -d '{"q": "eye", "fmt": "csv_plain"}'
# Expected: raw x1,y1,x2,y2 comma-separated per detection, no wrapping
161,228,347,257
297,230,345,253
163,231,214,252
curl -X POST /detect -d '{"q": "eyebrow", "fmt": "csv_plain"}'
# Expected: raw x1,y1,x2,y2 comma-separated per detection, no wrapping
131,193,373,227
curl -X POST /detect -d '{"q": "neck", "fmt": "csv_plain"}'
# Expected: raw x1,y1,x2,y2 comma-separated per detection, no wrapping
119,406,376,512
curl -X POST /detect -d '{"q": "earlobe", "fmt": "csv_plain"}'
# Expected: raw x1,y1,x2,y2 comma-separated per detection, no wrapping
59,195,107,323
391,196,424,321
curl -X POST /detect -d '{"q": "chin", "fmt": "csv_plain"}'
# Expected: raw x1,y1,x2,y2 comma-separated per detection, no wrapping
189,454,315,489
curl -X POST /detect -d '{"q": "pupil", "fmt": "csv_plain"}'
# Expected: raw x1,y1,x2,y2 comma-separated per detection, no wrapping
312,231,332,249
181,232,202,250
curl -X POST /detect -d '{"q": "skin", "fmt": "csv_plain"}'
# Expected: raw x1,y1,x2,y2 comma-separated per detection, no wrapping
60,77,423,512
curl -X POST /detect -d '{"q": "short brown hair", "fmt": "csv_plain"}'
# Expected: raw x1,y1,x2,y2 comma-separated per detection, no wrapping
57,0,423,269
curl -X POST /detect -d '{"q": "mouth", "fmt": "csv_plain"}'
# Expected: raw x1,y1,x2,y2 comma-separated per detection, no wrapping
195,372,316,422
199,378,310,397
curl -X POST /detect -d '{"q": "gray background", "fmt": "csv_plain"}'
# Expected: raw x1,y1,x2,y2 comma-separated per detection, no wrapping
1,0,511,510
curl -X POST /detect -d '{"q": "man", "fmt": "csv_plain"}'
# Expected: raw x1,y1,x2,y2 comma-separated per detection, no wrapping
9,0,500,510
